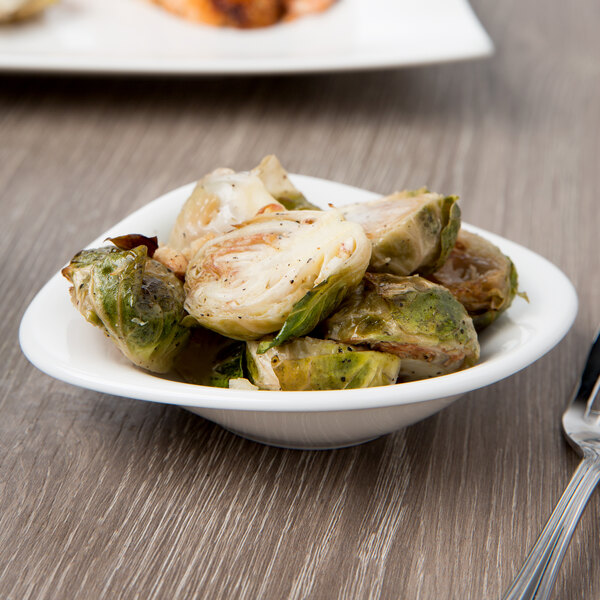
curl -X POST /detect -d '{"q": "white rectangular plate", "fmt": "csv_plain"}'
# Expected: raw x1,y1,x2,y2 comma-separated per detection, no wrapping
0,0,493,75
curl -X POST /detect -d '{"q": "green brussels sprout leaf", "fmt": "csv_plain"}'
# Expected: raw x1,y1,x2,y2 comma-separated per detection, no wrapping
257,274,348,354
277,195,321,211
435,196,462,273
209,342,246,388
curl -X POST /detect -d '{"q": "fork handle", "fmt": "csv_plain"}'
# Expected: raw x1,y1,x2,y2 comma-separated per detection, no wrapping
503,454,600,600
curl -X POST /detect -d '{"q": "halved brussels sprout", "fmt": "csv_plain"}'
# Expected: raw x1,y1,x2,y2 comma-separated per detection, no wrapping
251,155,320,211
246,337,401,391
184,209,371,342
155,156,316,277
322,273,479,381
62,244,190,373
340,188,460,276
165,166,284,261
428,229,519,331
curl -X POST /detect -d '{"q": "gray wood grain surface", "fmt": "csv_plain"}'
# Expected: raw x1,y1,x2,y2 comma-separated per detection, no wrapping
1,0,599,598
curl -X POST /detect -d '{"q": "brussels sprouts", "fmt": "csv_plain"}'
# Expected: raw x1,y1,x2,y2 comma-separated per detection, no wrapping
322,273,479,381
246,337,401,391
155,156,318,277
184,209,371,342
340,188,460,276
62,244,190,373
251,155,320,211
166,166,285,260
428,229,520,331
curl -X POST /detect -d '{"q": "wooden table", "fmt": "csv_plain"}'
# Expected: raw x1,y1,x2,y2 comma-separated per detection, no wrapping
1,1,599,598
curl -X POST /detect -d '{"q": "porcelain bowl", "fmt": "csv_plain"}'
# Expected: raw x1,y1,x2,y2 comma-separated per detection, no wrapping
19,175,578,449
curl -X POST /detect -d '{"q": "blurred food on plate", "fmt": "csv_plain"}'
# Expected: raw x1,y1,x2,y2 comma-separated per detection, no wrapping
0,0,55,22
151,0,337,28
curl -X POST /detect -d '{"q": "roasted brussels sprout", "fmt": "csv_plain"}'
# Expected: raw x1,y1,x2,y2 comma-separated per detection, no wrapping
184,209,371,343
340,188,460,276
155,156,319,277
62,244,190,373
322,273,479,381
251,155,320,211
164,165,284,261
428,229,520,331
246,337,401,391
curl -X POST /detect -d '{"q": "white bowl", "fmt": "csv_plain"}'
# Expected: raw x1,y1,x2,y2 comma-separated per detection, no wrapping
19,176,578,449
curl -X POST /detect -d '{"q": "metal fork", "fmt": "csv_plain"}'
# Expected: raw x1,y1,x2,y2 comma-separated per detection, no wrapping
503,329,600,600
